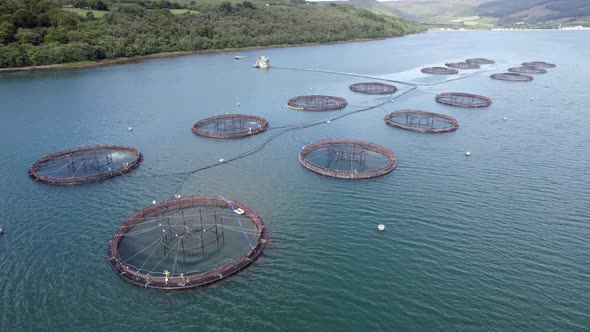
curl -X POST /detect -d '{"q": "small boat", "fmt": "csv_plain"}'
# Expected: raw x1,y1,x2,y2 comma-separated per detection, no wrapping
234,55,245,60
253,56,270,68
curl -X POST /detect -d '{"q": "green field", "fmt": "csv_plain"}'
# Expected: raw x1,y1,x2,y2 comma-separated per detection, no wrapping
170,9,200,15
64,8,108,18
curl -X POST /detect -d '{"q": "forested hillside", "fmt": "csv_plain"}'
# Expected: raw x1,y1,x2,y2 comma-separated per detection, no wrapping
0,0,423,68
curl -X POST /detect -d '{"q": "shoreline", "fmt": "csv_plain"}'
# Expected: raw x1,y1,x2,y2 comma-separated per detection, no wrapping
0,37,396,74
429,27,590,32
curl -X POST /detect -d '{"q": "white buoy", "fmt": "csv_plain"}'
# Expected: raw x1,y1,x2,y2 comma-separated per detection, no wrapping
236,102,240,106
326,120,331,124
310,88,313,91
219,158,225,163
152,200,157,205
0,228,4,235
128,127,133,132
465,151,472,156
502,117,507,121
530,97,534,101
378,224,385,232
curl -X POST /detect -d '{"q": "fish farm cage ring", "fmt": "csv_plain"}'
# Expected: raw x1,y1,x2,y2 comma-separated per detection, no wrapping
349,82,397,95
286,95,348,111
445,62,480,70
465,58,495,65
435,92,492,108
384,110,459,133
298,139,398,179
421,67,459,75
192,114,269,139
522,61,556,69
491,73,534,82
108,196,268,290
29,145,143,186
508,66,547,74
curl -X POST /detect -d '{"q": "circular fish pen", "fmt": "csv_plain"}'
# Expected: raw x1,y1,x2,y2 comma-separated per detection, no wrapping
508,66,547,74
466,58,495,65
286,95,348,111
29,145,143,185
108,196,268,290
349,82,397,95
384,110,459,133
192,114,269,139
522,61,556,69
491,73,534,82
435,92,492,108
421,67,459,75
445,62,480,69
299,139,398,179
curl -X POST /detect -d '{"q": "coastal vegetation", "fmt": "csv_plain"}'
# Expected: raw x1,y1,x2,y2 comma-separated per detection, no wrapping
0,0,424,68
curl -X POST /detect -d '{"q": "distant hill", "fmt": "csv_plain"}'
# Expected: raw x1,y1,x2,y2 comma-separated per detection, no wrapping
475,0,590,23
360,0,590,28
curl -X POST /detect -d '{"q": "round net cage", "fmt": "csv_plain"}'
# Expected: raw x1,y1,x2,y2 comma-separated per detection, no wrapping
349,82,397,95
490,73,534,82
299,139,398,179
192,114,269,139
522,61,556,69
508,66,547,74
465,58,495,65
108,196,268,290
435,92,492,108
421,67,459,75
286,95,348,111
29,145,143,185
445,62,480,69
384,110,459,133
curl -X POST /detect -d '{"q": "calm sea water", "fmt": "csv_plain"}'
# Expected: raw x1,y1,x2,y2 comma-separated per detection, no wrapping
1,30,589,331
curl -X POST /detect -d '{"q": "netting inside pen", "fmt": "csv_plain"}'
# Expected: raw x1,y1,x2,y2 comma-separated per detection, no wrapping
508,66,547,74
491,73,534,82
522,61,556,69
299,139,398,179
108,196,268,290
421,67,459,75
192,114,269,138
435,92,492,108
349,82,397,94
286,95,348,111
445,62,480,69
465,58,495,65
384,110,459,133
29,145,143,185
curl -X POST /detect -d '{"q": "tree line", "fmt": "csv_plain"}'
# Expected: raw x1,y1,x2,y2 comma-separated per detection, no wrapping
0,0,424,68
